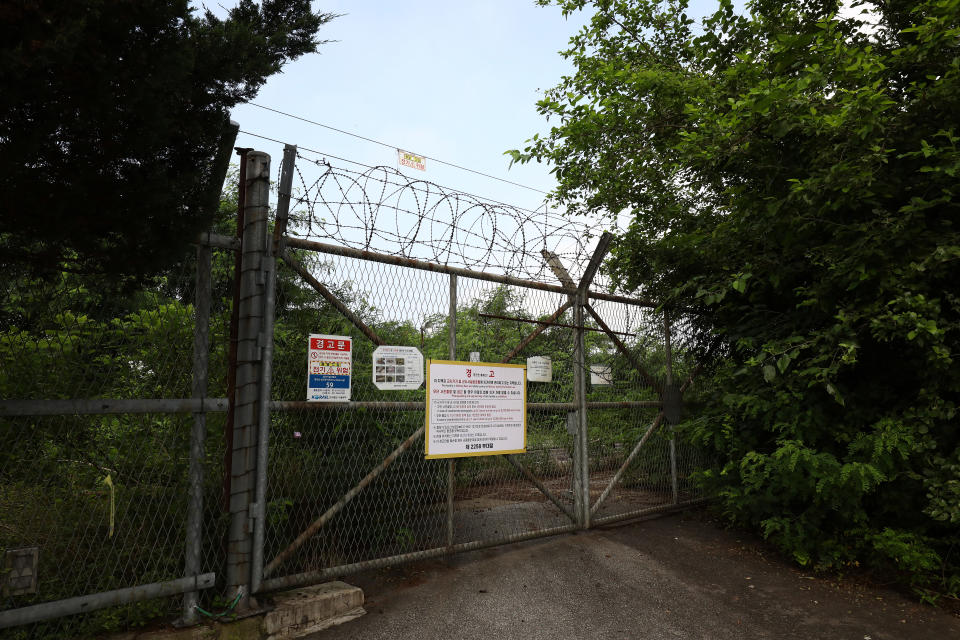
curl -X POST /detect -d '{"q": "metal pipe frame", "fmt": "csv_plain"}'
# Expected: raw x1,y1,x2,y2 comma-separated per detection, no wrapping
223,147,251,521
260,525,578,594
280,251,386,346
446,274,457,552
225,150,270,604
663,315,679,506
0,574,215,629
590,412,665,516
572,296,587,528
584,303,660,391
263,424,427,578
182,242,212,624
505,455,576,522
479,311,636,337
0,398,228,416
251,144,297,595
500,299,573,363
591,498,710,527
195,231,240,251
283,236,658,309
0,399,661,417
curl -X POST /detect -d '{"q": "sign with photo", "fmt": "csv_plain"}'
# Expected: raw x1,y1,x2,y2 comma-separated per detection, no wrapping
373,345,424,390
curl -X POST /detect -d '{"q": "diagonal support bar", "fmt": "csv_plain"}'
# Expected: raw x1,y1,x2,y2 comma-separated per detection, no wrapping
263,424,426,577
281,251,385,346
500,299,573,363
505,454,576,522
590,412,664,516
584,303,661,392
578,232,613,293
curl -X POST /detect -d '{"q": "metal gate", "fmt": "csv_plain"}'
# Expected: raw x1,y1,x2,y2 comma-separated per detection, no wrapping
250,146,709,594
0,143,708,636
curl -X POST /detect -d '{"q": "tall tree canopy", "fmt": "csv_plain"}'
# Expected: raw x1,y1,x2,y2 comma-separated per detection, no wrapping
512,0,960,594
0,0,333,280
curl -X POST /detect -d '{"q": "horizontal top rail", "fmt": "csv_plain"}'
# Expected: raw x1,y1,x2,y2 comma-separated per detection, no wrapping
195,231,240,250
283,236,658,308
0,398,229,417
0,398,661,416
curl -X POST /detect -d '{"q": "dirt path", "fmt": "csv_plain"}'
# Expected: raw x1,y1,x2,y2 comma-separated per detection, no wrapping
306,510,959,640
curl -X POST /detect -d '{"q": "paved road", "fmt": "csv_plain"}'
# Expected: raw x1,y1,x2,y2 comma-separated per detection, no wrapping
307,511,959,640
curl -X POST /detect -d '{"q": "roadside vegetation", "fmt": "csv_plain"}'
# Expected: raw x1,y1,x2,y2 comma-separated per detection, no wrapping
511,0,960,601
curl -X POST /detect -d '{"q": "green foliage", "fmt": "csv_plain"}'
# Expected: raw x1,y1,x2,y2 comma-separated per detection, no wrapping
516,0,960,595
0,1,334,282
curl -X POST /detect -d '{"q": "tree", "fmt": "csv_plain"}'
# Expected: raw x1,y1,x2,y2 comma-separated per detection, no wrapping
511,0,960,595
0,0,334,281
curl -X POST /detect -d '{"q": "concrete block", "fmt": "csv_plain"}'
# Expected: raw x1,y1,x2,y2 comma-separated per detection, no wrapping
263,581,365,640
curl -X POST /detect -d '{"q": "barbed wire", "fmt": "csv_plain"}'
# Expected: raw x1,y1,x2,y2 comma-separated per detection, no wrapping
285,148,620,284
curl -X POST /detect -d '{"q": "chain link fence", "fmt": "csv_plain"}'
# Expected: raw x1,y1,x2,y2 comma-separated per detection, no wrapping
1,146,712,637
0,248,236,638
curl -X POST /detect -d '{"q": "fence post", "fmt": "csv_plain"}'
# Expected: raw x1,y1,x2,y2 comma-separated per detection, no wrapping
251,145,296,595
664,314,678,504
572,233,611,529
181,243,212,624
446,275,457,550
573,292,590,528
225,151,270,606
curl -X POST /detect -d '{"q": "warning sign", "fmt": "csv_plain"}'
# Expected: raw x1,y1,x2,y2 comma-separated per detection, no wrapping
307,334,352,401
398,149,426,171
373,345,424,390
526,356,552,383
426,361,526,459
590,364,612,386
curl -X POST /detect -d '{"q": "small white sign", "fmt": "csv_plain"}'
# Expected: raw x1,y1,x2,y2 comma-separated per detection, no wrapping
469,352,480,362
307,335,352,401
373,345,424,390
426,361,526,459
590,364,612,386
398,149,426,171
526,356,552,383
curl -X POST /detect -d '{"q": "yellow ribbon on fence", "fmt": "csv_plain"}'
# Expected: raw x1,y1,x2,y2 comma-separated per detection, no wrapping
102,474,115,538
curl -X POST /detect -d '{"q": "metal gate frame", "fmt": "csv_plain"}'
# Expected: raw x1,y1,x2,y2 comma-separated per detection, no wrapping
245,145,709,595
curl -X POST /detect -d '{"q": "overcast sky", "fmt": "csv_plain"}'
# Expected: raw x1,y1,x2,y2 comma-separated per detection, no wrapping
223,1,599,212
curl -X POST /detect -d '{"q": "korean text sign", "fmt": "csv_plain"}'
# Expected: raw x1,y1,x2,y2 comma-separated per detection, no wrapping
425,361,526,459
307,334,352,401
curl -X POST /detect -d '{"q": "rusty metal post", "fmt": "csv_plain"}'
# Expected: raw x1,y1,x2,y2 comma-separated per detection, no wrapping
446,274,457,551
224,147,252,510
664,315,678,504
181,242,212,625
251,145,295,595
225,151,270,605
573,291,590,528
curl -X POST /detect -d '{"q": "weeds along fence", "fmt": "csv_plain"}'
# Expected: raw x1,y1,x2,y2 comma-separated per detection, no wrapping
0,145,710,637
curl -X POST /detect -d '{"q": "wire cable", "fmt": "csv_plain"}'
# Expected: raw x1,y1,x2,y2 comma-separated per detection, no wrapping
247,102,551,196
239,129,552,217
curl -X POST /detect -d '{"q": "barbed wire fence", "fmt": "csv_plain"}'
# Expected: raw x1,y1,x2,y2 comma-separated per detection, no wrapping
0,140,712,638
285,147,617,282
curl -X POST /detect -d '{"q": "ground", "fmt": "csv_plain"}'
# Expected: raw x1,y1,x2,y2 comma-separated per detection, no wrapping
304,510,960,640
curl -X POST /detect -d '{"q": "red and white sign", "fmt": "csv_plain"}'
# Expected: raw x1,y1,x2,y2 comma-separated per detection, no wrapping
307,334,352,402
398,149,426,171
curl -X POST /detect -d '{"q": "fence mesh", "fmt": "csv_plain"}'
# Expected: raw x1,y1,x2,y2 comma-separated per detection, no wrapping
0,248,235,638
261,238,709,585
1,152,713,637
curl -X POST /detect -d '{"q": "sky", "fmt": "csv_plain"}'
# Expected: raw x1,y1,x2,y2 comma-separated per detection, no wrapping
206,0,749,285
224,1,594,212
